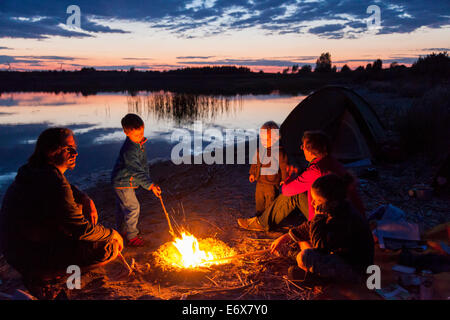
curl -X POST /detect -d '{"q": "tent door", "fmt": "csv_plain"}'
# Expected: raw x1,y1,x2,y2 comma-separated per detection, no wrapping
332,110,371,162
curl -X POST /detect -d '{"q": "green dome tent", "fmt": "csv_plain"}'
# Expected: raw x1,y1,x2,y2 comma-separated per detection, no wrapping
280,86,386,165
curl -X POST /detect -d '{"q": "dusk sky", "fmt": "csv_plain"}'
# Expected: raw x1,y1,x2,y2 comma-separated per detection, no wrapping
0,0,449,72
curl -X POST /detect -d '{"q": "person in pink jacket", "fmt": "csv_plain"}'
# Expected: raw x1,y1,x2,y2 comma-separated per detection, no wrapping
238,131,365,232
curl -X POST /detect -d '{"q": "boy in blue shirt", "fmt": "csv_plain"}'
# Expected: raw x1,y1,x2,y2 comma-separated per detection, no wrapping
111,113,161,246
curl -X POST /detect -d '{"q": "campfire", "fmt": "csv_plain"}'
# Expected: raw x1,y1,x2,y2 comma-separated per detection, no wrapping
154,231,236,270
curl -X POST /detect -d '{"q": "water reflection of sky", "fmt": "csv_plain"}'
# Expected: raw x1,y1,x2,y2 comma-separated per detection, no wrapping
0,91,305,197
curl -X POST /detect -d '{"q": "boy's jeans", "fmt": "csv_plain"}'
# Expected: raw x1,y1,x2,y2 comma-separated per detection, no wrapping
114,188,140,240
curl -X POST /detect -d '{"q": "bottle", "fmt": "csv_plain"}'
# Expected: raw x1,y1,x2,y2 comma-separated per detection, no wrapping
419,270,434,300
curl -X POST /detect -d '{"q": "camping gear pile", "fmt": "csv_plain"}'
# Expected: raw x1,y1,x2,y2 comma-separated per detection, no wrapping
368,204,450,299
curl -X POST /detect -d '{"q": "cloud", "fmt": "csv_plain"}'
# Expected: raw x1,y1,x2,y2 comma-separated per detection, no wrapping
309,24,346,34
383,56,420,64
178,57,313,67
0,13,94,39
87,64,181,70
0,55,16,64
17,55,78,61
122,57,154,61
79,16,129,34
74,65,143,70
334,55,420,65
308,24,347,38
0,2,130,39
0,54,81,65
176,56,216,59
422,48,450,51
175,54,319,67
0,0,449,40
0,54,88,70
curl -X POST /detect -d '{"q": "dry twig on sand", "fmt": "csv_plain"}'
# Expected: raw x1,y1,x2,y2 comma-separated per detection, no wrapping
175,281,259,299
205,275,219,287
118,252,133,276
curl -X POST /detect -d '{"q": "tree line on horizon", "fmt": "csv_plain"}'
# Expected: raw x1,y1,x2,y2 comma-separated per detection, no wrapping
281,51,450,77
73,51,449,76
2,52,449,77
0,51,448,96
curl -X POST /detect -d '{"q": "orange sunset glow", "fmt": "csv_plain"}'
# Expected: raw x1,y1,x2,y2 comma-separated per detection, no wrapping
1,1,449,72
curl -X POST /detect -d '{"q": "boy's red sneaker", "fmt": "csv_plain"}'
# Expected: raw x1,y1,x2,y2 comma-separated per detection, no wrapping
127,236,145,247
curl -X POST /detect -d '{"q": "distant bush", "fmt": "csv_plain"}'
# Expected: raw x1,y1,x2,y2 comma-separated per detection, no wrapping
397,86,450,156
315,52,332,73
411,52,450,77
298,65,312,74
390,62,398,69
372,59,382,71
340,64,351,73
168,66,252,75
80,67,96,72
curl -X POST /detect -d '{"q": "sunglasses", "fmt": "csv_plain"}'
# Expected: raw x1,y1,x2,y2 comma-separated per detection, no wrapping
62,146,78,155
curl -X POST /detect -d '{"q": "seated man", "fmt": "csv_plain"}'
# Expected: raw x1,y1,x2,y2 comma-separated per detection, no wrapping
270,174,374,282
238,130,365,232
0,128,123,298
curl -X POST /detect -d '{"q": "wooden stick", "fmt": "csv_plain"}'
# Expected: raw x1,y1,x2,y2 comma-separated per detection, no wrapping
284,278,307,292
236,272,245,286
235,284,254,300
118,252,133,276
205,275,219,287
158,195,176,238
179,281,257,297
199,249,270,265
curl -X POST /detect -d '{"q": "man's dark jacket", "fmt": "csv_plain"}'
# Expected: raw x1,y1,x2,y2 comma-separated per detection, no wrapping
0,163,113,271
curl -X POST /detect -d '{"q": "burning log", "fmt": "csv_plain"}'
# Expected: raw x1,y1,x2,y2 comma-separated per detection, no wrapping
154,231,236,270
198,249,270,266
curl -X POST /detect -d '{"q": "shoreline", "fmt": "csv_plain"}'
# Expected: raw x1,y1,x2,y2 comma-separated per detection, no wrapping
0,71,348,96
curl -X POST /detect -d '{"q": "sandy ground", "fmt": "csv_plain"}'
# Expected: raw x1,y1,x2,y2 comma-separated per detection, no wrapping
0,156,448,300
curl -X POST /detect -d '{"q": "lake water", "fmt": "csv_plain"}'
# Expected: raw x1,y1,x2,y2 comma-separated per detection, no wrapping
0,91,305,197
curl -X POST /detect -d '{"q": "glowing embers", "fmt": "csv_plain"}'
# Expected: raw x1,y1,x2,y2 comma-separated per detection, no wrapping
155,232,235,270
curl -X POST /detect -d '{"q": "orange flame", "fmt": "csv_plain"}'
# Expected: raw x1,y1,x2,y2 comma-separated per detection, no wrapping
172,232,214,268
155,231,236,269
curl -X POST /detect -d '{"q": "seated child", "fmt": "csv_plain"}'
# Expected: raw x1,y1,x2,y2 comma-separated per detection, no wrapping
270,173,374,282
111,113,161,246
247,121,288,217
